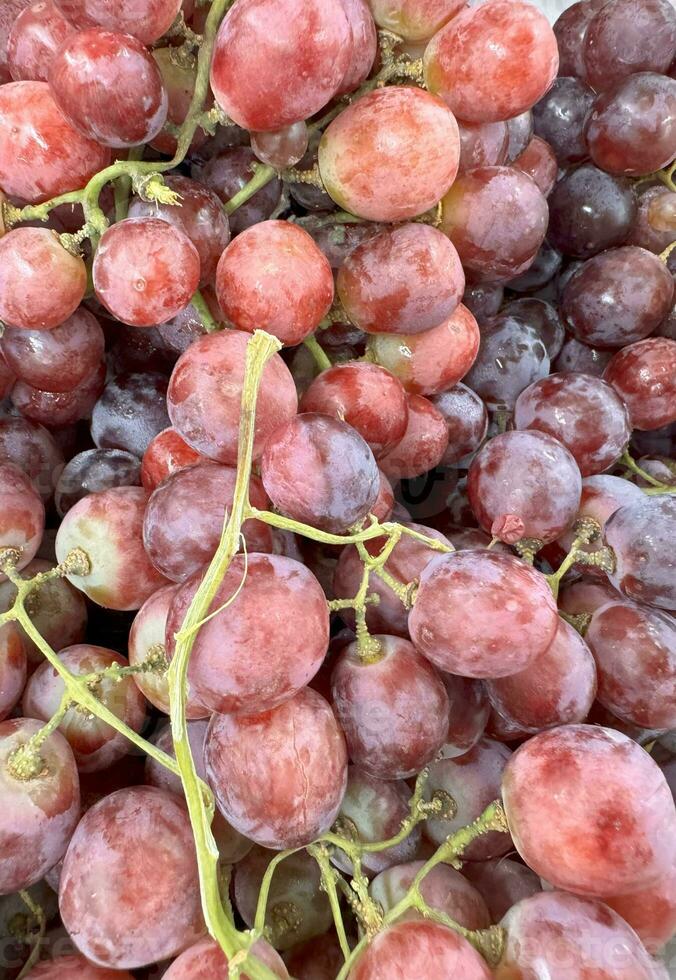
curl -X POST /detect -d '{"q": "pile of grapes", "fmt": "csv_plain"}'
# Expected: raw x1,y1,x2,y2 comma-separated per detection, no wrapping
0,0,674,975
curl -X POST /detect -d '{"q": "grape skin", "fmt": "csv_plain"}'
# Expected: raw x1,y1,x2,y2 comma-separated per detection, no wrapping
90,371,170,459
0,228,86,330
370,860,491,930
140,427,203,493
603,862,676,954
8,0,75,82
0,623,26,721
462,857,542,923
583,0,676,92
22,954,133,978
432,384,488,466
378,394,449,480
162,937,289,980
53,0,181,44
0,462,45,577
513,136,558,197
547,163,637,259
462,314,550,411
2,308,104,393
12,360,106,428
604,337,676,430
55,449,141,517
604,495,676,611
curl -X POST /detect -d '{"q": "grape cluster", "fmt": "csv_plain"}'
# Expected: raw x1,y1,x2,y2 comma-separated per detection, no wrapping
0,0,674,977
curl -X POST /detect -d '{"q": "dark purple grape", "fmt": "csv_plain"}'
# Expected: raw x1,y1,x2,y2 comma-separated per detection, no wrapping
462,282,503,321
533,76,595,165
547,163,637,259
54,448,141,516
91,372,170,459
462,314,549,410
0,416,64,502
604,494,676,611
627,185,676,254
197,146,282,235
553,0,604,78
502,297,564,359
505,239,562,294
583,0,676,91
504,110,534,163
553,336,613,376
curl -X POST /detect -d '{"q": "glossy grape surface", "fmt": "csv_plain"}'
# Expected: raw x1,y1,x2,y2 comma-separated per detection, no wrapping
628,186,676,254
8,0,75,81
197,146,282,236
55,449,140,517
463,314,549,411
604,495,676,611
12,360,105,427
603,862,676,954
604,337,676,430
431,384,487,466
462,857,541,923
457,120,509,173
90,372,170,460
532,75,596,165
140,427,203,492
583,0,676,91
2,308,104,392
378,394,449,480
547,163,637,259
502,297,565,359
163,937,288,980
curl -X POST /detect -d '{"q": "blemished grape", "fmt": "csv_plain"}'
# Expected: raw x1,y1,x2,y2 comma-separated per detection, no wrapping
331,636,449,780
128,582,209,720
22,955,134,979
162,937,289,980
502,725,676,896
0,623,26,721
485,617,597,733
144,462,271,582
318,86,460,222
554,336,613,377
1,308,104,393
532,76,596,166
197,146,282,236
423,0,558,123
603,862,676,954
501,297,565,360
215,221,333,346
440,674,489,758
348,919,492,979
300,363,409,458
468,429,582,544
128,176,230,287
462,857,542,923
409,551,559,677
331,769,421,878
586,599,675,730
210,0,350,131
457,120,509,173
440,166,549,282
8,0,75,81
547,163,637,259
423,738,513,860
49,28,167,148
514,372,631,476
431,384,487,466
140,428,203,493
586,72,676,177
261,414,379,533
367,0,463,42
496,890,661,979
628,186,676,254
604,494,676,611
378,394,449,480
59,786,204,968
55,486,169,610
167,329,298,466
165,553,328,714
336,224,464,336
55,448,141,517
0,228,86,330
583,0,676,92
370,860,490,930
234,846,332,950
604,337,676,430
333,522,452,636
0,81,110,203
0,717,80,894
463,316,550,412
90,372,170,460
0,559,87,667
93,218,200,328
11,359,105,427
53,0,181,44
23,645,146,772
512,136,557,197
251,121,309,169
205,687,348,849
0,462,45,575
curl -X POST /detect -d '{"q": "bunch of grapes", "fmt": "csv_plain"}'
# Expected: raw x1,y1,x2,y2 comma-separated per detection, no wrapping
0,0,674,976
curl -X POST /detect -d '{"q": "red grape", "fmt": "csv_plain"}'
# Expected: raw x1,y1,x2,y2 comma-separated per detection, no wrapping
371,860,490,929
2,308,103,393
553,0,605,78
0,717,80,894
22,955,134,979
378,394,449,480
365,304,480,396
440,673,489,758
457,120,509,172
205,687,348,849
0,0,32,82
548,163,637,259
128,175,230,286
502,724,676,896
440,166,549,281
512,136,558,197
300,362,409,458
167,329,298,466
423,0,558,123
583,0,676,92
604,337,676,430
0,623,26,721
0,81,110,203
367,0,464,41
210,0,350,131
0,462,45,575
557,474,644,562
284,933,344,980
604,494,676,611
347,919,492,979
55,449,141,517
141,427,203,492
215,221,333,346
55,485,169,610
59,786,204,968
53,0,181,44
586,599,676,730
628,185,676,255
409,550,559,677
0,228,86,330
251,121,309,169
604,861,676,954
462,857,541,923
468,429,582,544
163,937,288,980
559,576,623,619
8,0,74,81
261,414,379,533
197,146,282,236
93,218,200,328
12,360,105,427
532,76,596,165
554,335,613,377
331,635,449,780
432,384,487,466
336,224,464,336
23,644,146,772
335,0,377,95
318,86,460,222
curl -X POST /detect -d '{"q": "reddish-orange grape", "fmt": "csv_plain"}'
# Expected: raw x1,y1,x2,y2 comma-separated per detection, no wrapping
0,462,45,575
348,919,492,979
336,224,464,335
318,86,460,222
0,228,86,330
0,80,110,202
378,393,449,480
371,860,490,929
423,0,559,123
215,221,333,346
409,551,559,677
1,308,103,392
140,427,204,493
163,937,288,980
0,623,26,721
93,218,200,328
604,337,676,430
502,725,676,896
336,0,377,94
583,0,676,92
167,329,298,465
604,494,676,611
512,136,558,196
53,0,181,43
8,0,75,81
210,0,351,131
205,688,348,849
